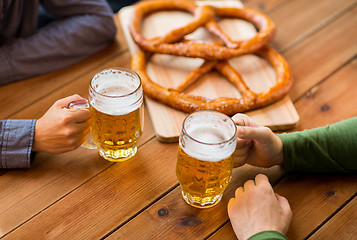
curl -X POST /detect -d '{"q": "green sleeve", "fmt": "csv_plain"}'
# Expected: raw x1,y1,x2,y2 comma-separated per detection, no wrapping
278,117,357,173
248,231,288,240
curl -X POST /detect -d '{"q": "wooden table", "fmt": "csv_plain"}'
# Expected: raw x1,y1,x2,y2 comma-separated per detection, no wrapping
0,0,356,239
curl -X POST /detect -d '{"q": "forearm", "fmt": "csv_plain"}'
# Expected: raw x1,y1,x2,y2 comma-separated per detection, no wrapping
278,117,357,174
0,119,36,168
0,0,116,85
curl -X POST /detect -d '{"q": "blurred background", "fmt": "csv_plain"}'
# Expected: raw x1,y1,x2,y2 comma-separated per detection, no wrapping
38,0,139,28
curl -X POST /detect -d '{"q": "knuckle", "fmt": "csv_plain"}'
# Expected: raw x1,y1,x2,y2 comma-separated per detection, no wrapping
261,126,271,133
62,127,76,137
59,114,72,125
258,181,272,193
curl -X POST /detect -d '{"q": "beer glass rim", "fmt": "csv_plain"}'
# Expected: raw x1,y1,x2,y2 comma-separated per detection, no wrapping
90,67,142,99
182,110,237,146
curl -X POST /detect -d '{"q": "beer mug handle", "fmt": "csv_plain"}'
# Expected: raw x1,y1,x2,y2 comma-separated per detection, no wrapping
67,99,97,150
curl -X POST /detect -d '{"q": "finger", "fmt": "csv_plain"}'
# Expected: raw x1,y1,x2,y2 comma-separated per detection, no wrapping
234,186,244,197
236,139,250,154
237,125,273,142
255,174,269,185
254,174,275,192
233,161,245,168
275,193,292,216
243,179,255,190
233,139,250,167
55,94,85,108
66,108,91,123
275,193,292,230
232,158,245,168
236,138,251,148
255,173,274,190
232,113,259,127
227,198,236,215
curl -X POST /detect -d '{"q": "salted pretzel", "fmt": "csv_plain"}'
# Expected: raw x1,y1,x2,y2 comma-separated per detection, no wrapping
131,45,292,116
130,0,276,60
129,0,292,115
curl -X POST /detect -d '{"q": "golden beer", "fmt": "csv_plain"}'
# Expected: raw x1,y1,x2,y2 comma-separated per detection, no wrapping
88,68,143,161
90,104,143,161
176,110,237,208
176,147,233,208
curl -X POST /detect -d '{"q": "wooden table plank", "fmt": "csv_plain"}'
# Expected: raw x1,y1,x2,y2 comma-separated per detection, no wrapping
294,57,357,130
2,139,179,239
308,196,357,240
0,148,110,237
105,166,284,240
281,175,357,240
0,104,154,238
243,0,285,12
268,0,354,52
286,5,356,100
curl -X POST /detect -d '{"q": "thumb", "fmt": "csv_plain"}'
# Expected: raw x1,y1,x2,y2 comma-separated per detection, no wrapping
275,193,292,218
237,125,272,142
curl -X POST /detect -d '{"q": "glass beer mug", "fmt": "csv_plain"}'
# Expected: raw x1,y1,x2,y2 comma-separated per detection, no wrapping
176,110,237,208
70,68,144,162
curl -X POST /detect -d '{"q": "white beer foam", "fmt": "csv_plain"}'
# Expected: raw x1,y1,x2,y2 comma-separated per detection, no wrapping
94,73,136,96
181,124,236,162
90,69,143,115
189,125,230,143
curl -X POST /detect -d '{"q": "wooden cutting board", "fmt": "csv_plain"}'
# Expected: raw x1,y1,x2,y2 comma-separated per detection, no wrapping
119,0,299,143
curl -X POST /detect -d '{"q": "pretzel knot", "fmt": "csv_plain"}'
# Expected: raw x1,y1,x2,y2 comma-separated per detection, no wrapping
130,0,292,115
130,0,276,60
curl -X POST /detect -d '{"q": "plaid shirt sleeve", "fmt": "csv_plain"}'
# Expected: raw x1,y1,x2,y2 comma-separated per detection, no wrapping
0,119,36,168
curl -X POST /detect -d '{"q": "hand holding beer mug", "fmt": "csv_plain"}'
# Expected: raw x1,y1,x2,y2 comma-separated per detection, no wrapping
69,68,144,162
176,110,237,208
